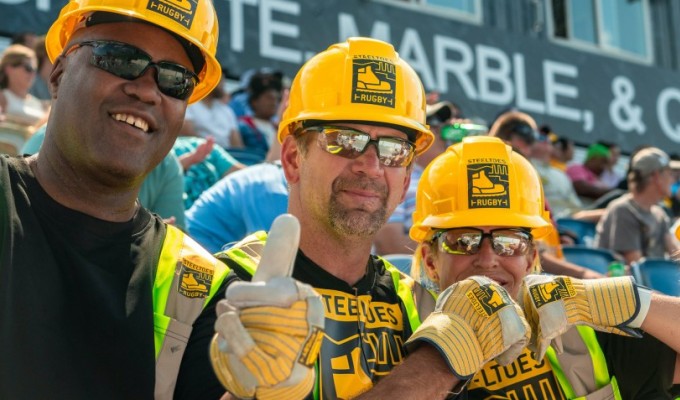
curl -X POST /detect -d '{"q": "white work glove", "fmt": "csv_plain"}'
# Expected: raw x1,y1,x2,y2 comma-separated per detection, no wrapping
518,274,652,361
405,276,530,380
210,214,325,400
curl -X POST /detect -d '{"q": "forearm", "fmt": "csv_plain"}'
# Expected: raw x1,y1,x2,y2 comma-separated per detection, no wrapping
641,292,680,354
355,345,459,400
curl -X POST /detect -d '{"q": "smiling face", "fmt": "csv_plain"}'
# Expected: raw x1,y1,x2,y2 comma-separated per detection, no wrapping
283,122,411,239
44,22,191,185
421,226,536,298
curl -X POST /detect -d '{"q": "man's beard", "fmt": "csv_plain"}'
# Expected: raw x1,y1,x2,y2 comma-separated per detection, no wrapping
327,176,389,237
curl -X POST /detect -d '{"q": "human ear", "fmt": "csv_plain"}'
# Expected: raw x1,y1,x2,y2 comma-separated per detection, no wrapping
421,243,440,283
280,135,301,184
48,56,66,100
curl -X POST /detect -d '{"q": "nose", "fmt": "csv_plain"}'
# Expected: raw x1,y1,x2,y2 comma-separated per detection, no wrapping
350,141,384,178
122,67,162,105
473,238,500,269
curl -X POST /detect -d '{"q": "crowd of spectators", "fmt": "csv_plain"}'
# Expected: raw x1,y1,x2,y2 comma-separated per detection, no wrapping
4,30,680,277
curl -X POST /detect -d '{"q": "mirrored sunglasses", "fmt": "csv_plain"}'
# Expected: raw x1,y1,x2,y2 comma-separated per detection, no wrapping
433,227,532,257
304,125,416,167
64,40,198,100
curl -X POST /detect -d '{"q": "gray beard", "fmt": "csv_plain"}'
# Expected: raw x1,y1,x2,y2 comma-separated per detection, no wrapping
327,177,388,237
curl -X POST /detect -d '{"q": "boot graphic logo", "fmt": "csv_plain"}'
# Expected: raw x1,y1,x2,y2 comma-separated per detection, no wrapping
529,277,576,308
177,255,213,298
147,0,197,29
351,57,396,108
467,284,512,317
467,163,510,209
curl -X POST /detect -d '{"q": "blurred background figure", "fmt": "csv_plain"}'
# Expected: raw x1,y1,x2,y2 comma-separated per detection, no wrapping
550,133,575,171
236,71,283,163
566,142,613,204
597,140,624,189
0,44,49,154
173,135,245,209
180,72,243,150
488,110,538,158
229,68,283,118
531,127,583,219
28,35,52,106
595,147,679,265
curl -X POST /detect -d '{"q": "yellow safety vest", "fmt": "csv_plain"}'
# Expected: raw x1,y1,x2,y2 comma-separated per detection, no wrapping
153,225,231,400
220,231,436,400
546,326,621,400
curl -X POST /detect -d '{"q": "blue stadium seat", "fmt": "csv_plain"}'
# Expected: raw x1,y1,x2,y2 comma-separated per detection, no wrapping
631,258,680,296
561,245,617,275
556,218,597,247
224,148,266,166
382,254,413,275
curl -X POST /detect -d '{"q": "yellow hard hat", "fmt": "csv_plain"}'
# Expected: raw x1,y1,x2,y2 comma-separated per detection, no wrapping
45,0,221,104
278,37,434,155
410,136,552,242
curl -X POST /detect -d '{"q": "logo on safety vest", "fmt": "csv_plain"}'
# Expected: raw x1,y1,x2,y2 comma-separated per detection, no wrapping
467,161,510,209
178,255,213,298
351,56,396,108
146,0,197,29
529,277,576,308
467,284,512,317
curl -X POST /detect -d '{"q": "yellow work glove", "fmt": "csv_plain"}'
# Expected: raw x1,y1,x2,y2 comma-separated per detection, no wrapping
405,276,530,380
518,274,652,360
210,214,325,400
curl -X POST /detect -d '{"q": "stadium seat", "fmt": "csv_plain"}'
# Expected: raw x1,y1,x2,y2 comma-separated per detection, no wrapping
631,258,680,296
382,254,413,275
556,218,597,247
561,245,617,275
224,147,266,166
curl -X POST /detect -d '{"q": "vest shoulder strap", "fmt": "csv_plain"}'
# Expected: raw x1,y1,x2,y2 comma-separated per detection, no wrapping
153,224,231,400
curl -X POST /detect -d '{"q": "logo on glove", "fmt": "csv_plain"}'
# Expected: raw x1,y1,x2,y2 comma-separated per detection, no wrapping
529,277,576,307
467,284,512,317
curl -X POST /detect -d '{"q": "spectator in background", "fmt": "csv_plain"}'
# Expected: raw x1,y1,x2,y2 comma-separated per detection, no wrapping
186,161,288,252
550,133,575,171
173,135,244,209
598,140,624,189
531,128,583,219
488,110,538,157
28,35,52,104
0,44,49,155
373,100,468,255
21,125,188,230
10,32,38,48
180,73,243,149
566,142,612,203
595,147,679,265
229,68,283,118
237,72,282,162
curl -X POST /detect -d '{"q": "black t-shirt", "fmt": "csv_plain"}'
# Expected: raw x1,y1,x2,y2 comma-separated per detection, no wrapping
0,156,225,399
461,330,677,399
221,249,418,400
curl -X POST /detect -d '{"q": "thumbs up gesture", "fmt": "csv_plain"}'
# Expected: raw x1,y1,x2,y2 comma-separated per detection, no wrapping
210,214,325,400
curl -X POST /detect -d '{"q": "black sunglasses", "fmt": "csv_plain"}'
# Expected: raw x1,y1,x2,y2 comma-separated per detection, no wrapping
12,63,36,74
64,40,198,100
303,125,416,167
433,227,533,257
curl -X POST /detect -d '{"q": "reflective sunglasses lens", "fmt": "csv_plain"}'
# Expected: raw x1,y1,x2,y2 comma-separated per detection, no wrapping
321,128,369,159
439,229,482,255
377,138,414,167
491,230,531,256
156,62,196,100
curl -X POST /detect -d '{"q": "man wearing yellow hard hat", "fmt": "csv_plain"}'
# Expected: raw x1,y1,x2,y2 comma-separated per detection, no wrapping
207,37,493,399
0,0,232,398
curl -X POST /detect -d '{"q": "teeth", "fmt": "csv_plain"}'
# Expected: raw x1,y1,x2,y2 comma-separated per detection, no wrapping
113,113,150,133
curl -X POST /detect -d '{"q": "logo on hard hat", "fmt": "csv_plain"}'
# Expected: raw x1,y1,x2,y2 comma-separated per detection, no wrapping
147,0,197,29
351,56,396,108
467,161,510,209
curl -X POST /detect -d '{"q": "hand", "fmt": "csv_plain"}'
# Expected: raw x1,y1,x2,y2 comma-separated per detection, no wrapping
518,274,652,360
405,276,530,380
210,214,325,400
